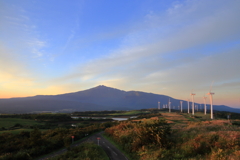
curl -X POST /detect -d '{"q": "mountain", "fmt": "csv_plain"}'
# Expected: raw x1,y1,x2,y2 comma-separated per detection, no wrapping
0,85,239,113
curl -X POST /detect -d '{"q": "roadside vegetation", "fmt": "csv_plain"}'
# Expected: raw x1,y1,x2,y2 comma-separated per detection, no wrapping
49,142,109,160
105,118,171,160
0,126,107,160
0,113,116,160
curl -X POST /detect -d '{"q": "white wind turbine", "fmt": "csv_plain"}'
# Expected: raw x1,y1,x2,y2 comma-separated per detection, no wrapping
168,98,171,113
203,95,207,115
158,101,160,110
190,90,196,116
187,99,190,114
180,101,183,112
207,82,215,119
195,105,198,111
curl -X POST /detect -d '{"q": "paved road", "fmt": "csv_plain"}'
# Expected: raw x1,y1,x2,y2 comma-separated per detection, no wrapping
37,132,128,160
89,132,128,160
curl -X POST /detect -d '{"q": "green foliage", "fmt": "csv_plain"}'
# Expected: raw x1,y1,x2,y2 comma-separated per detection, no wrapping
0,114,72,122
0,123,106,159
232,120,240,126
136,113,162,119
49,142,109,160
214,111,240,119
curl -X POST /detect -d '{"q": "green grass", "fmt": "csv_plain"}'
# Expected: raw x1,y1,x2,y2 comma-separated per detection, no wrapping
49,142,109,160
0,118,42,128
0,128,49,134
181,112,212,122
37,131,103,160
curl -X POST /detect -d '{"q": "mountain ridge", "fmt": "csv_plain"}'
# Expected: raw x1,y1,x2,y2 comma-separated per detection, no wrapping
0,85,239,113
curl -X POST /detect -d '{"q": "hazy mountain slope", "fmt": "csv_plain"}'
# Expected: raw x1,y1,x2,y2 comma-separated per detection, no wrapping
0,85,239,113
0,98,110,113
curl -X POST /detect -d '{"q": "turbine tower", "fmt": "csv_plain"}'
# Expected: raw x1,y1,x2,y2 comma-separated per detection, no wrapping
168,99,171,113
203,96,207,115
207,82,215,119
158,101,160,109
187,99,190,114
195,105,198,111
190,90,196,116
180,101,183,112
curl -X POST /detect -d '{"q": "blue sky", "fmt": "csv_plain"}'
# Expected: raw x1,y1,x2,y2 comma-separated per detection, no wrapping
0,0,240,108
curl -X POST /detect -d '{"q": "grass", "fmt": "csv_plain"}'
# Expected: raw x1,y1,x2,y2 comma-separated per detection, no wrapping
103,110,240,160
0,118,42,128
0,128,49,134
49,142,109,160
36,131,103,160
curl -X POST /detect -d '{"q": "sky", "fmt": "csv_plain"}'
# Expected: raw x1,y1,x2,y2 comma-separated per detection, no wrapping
0,0,240,108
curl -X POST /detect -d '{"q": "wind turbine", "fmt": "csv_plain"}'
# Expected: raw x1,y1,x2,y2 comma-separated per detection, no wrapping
196,105,198,111
168,98,171,113
158,101,160,110
203,95,207,115
180,101,183,112
207,82,215,119
190,90,196,116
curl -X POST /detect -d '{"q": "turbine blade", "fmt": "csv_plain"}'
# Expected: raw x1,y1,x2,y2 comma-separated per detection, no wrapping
210,81,214,92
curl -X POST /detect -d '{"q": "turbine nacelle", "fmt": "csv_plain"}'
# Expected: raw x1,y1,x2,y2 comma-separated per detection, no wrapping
207,92,214,95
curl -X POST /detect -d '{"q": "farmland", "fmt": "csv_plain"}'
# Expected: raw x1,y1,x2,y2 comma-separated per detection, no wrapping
0,118,41,128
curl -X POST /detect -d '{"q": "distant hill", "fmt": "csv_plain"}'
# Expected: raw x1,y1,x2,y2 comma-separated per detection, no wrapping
0,85,239,113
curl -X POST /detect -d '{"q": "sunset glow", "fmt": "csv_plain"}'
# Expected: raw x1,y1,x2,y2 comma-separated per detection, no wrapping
0,0,240,108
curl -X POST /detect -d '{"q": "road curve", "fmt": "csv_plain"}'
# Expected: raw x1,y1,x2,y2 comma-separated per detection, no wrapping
89,132,128,160
37,132,128,160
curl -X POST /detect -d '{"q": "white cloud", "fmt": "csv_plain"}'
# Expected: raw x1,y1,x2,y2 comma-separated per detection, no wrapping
59,0,240,81
1,0,239,107
51,0,240,107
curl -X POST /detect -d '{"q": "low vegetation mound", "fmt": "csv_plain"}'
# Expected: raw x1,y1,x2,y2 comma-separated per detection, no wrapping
49,142,109,160
105,113,240,159
105,118,171,159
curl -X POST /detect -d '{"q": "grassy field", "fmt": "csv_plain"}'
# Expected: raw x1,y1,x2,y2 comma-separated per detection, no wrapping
0,128,49,134
0,118,42,128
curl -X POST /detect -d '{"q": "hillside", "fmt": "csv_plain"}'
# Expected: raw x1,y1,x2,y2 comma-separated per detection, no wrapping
0,85,239,113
